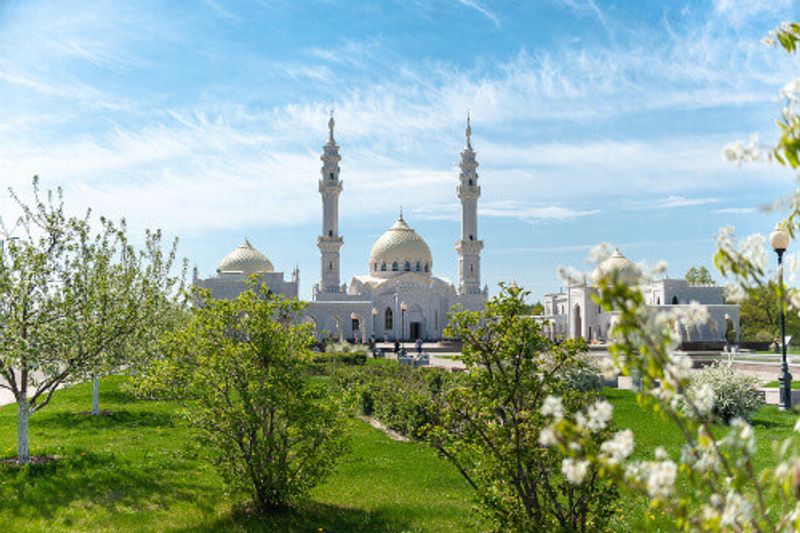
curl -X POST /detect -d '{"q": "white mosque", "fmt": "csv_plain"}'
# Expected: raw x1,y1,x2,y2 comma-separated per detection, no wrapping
195,114,488,342
538,249,741,345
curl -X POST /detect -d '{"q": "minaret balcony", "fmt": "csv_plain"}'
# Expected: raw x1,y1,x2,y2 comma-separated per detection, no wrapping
455,239,484,253
319,180,343,193
457,184,481,199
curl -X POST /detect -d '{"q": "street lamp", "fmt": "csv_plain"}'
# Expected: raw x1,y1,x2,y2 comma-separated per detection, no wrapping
400,301,407,350
770,222,792,410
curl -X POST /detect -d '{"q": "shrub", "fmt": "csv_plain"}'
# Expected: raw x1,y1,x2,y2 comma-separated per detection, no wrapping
687,361,763,423
431,284,619,531
546,352,603,392
332,359,457,438
138,283,347,511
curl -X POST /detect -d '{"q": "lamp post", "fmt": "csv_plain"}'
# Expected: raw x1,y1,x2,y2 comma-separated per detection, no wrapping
400,301,407,351
771,223,792,410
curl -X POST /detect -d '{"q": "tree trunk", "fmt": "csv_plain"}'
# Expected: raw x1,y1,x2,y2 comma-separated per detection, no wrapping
92,376,100,416
17,398,30,464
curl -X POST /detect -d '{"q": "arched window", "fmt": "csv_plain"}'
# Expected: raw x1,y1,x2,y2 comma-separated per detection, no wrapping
657,297,661,305
328,230,333,237
404,261,411,271
329,261,333,271
385,308,393,330
470,264,474,273
416,261,421,272
329,172,335,180
392,261,399,271
672,295,679,305
381,262,387,271
468,179,473,185
469,234,474,240
425,264,429,272
373,263,377,271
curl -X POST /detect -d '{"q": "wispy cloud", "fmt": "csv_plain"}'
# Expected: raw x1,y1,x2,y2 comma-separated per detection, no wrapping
560,0,608,30
414,201,599,222
713,206,760,215
627,196,722,210
456,0,501,27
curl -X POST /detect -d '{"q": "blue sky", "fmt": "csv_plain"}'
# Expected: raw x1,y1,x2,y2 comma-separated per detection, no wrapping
0,0,798,301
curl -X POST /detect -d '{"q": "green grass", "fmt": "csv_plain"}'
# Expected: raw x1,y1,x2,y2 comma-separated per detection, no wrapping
2,380,799,531
0,377,477,532
606,387,800,528
763,380,800,389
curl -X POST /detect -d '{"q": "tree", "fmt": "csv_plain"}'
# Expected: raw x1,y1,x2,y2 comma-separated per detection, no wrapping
735,283,800,342
538,23,800,531
429,284,618,531
137,282,347,511
0,178,181,463
72,223,186,416
522,300,545,315
684,265,715,285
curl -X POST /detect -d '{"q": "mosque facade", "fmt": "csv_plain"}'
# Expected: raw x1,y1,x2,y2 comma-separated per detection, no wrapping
194,114,488,342
537,249,741,344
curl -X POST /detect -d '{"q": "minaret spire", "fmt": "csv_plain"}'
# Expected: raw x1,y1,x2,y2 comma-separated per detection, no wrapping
315,112,345,300
466,111,472,149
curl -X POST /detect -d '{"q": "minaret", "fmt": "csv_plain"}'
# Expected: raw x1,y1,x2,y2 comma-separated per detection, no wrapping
455,113,484,302
317,111,345,296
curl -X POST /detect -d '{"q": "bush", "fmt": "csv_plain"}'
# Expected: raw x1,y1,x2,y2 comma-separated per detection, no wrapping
138,284,347,511
553,353,603,392
332,359,458,438
687,361,763,423
312,350,368,366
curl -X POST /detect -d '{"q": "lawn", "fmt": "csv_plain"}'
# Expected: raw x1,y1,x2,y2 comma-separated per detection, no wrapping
1,379,799,531
0,376,478,532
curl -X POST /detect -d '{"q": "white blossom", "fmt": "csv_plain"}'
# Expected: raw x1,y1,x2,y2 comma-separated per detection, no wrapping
557,266,585,286
588,242,613,265
538,426,558,447
561,458,589,485
723,284,746,304
722,134,762,164
600,429,635,465
584,400,613,433
679,301,710,329
645,460,677,498
598,357,620,380
740,233,767,273
692,383,716,416
780,79,800,102
541,395,564,421
651,260,668,276
720,490,752,528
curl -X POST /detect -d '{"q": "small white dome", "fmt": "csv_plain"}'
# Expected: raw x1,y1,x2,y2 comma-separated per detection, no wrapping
368,215,432,277
592,248,640,286
218,239,274,275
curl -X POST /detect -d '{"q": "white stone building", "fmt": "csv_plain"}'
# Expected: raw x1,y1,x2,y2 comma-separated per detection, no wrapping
538,249,740,344
194,114,488,342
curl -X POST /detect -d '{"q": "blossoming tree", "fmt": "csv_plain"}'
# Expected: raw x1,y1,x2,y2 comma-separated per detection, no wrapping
0,178,183,463
538,23,800,531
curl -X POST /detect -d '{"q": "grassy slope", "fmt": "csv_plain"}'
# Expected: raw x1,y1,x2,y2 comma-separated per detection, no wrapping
0,377,477,532
1,379,798,531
